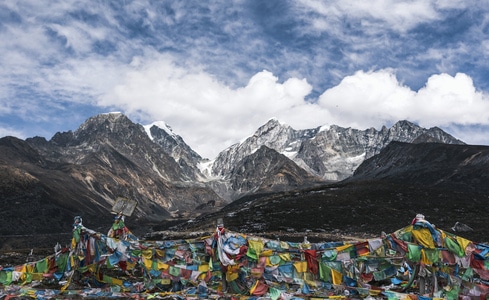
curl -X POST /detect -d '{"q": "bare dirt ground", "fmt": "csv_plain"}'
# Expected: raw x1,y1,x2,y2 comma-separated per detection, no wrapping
2,180,488,268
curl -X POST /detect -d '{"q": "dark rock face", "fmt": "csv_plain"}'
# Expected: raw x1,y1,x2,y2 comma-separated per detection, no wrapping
350,141,489,193
168,142,489,245
226,146,323,198
147,124,205,181
0,113,222,240
0,113,473,251
211,119,464,184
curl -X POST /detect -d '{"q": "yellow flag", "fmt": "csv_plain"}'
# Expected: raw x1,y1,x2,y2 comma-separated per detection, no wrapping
336,244,352,252
331,268,343,285
157,261,168,270
143,258,152,269
456,236,472,254
142,249,153,259
198,264,209,272
293,261,308,273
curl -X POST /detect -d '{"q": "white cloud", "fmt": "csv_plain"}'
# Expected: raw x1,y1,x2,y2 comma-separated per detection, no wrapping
296,0,485,37
317,70,415,127
317,69,489,130
0,126,26,139
435,0,475,10
444,124,489,146
1,0,489,158
99,56,317,158
98,58,489,158
297,0,443,33
414,73,489,125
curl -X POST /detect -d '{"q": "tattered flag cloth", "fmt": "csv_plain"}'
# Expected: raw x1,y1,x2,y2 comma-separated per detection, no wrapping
2,219,489,299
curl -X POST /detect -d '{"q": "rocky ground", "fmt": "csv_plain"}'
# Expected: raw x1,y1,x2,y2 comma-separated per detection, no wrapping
158,179,489,243
2,178,488,267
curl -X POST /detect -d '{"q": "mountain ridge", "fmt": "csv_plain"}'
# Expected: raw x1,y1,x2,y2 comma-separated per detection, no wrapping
0,113,469,248
209,118,464,183
167,141,489,244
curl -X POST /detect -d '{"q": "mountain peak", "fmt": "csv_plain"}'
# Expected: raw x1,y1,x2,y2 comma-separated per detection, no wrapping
253,118,290,138
1,113,474,239
81,112,129,126
393,119,417,126
71,112,146,144
266,117,281,124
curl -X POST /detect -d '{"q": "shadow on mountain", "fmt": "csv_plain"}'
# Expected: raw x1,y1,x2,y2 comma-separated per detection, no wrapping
162,142,489,244
2,137,489,253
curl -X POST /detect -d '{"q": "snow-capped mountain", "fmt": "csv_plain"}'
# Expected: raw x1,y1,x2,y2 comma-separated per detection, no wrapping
0,112,465,236
144,121,206,181
144,117,324,200
22,113,222,222
210,118,464,182
143,115,463,201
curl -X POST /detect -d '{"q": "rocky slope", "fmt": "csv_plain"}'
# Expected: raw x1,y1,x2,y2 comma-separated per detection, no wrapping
144,121,206,181
210,119,464,184
349,141,489,192
210,145,324,200
0,113,468,250
0,114,220,238
162,142,489,244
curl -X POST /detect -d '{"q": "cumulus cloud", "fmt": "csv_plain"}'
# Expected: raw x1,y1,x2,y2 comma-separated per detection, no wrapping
1,0,489,158
98,61,489,158
317,70,415,126
414,73,489,125
318,69,489,129
99,56,317,157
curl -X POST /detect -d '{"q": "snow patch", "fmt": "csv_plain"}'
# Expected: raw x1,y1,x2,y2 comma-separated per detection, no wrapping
143,121,175,141
346,152,366,163
283,149,298,158
319,124,330,132
197,159,219,180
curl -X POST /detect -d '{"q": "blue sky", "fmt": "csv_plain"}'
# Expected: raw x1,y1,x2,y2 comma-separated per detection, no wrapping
1,0,489,158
